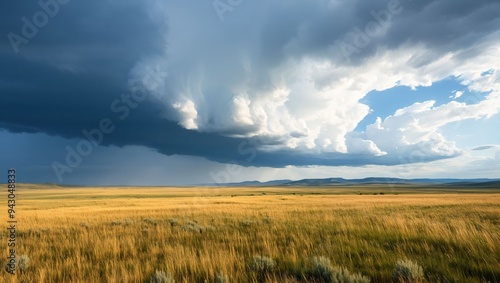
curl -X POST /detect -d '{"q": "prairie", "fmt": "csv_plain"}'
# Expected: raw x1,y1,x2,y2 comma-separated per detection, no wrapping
1,184,499,282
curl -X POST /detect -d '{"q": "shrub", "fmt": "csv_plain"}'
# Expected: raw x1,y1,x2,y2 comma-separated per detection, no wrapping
393,259,424,282
18,254,30,272
150,270,175,283
3,255,30,273
215,271,229,283
311,256,335,281
330,267,370,283
251,255,276,274
310,256,370,283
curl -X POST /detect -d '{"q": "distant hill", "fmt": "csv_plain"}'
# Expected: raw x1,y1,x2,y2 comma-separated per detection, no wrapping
441,180,500,189
208,179,292,187
203,177,500,187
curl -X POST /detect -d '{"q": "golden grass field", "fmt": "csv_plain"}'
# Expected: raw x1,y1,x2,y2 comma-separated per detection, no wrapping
1,184,499,282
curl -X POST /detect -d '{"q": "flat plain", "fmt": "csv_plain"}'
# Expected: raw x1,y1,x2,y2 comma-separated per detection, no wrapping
1,184,499,282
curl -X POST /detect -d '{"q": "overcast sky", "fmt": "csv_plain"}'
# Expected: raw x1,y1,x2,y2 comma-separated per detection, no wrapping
1,0,499,185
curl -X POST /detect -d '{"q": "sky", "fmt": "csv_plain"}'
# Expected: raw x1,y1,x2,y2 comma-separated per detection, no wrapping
0,0,499,185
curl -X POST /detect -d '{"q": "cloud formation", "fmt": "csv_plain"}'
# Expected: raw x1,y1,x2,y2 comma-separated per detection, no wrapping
1,0,500,168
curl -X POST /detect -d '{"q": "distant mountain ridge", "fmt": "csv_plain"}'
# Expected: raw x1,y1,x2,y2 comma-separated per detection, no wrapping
203,177,500,187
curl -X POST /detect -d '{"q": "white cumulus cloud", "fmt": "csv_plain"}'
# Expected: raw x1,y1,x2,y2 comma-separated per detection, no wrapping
129,1,500,165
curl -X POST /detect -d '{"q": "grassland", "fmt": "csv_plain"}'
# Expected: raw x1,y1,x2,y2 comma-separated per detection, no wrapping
1,184,499,282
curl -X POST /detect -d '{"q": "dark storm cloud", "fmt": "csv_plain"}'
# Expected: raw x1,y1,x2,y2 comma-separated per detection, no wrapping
1,0,498,168
292,0,499,63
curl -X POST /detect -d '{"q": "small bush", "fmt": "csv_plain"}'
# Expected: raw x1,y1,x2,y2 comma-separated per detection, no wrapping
150,270,175,283
251,255,276,274
393,259,424,282
330,267,370,283
215,271,229,283
18,254,30,272
312,256,334,281
310,256,370,283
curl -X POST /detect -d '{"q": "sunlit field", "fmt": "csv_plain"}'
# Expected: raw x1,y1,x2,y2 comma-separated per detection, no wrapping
1,185,499,282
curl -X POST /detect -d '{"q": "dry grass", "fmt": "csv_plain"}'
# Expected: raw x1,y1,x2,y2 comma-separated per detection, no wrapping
1,185,499,282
